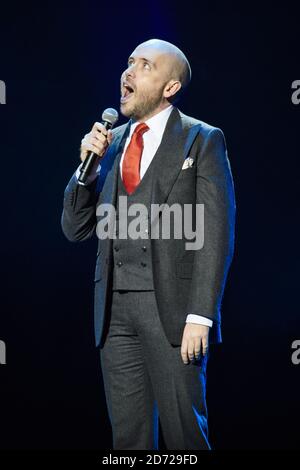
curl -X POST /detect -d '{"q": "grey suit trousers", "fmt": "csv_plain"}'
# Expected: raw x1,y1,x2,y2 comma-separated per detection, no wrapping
99,290,211,450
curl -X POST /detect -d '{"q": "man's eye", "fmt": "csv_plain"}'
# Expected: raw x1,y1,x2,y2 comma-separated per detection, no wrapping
143,62,150,70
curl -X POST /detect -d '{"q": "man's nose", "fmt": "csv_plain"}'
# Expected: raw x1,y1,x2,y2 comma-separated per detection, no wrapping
125,64,135,79
121,65,135,85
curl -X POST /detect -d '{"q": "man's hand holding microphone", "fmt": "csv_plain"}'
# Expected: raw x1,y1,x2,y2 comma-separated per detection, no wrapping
80,122,114,163
78,108,118,184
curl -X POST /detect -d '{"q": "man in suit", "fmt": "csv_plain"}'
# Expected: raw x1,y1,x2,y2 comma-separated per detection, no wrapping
61,39,236,450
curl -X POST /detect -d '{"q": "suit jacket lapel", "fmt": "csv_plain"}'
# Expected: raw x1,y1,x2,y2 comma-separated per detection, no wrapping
150,107,202,207
98,121,130,207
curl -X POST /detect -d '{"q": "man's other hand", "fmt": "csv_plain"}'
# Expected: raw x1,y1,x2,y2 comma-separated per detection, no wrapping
181,324,209,365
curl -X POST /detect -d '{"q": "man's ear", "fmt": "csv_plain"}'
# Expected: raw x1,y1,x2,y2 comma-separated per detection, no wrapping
163,80,182,99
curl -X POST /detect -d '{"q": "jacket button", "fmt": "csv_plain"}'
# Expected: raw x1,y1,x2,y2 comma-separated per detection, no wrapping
117,261,123,267
142,246,147,252
141,262,147,267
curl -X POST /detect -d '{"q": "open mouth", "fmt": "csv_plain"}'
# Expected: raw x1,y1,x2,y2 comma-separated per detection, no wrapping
121,82,135,103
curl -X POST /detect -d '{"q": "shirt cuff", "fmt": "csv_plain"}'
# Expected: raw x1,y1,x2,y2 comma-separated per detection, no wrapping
185,314,213,327
75,161,101,186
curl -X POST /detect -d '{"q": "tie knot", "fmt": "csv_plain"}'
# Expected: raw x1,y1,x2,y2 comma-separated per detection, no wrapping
133,122,149,136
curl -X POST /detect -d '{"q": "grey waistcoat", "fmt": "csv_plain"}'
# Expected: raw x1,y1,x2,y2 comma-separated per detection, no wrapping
112,163,155,291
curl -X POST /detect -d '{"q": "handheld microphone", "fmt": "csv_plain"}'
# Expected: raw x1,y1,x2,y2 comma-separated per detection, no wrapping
78,107,119,184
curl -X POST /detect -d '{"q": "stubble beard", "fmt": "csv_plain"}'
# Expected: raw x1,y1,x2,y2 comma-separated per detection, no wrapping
120,86,165,121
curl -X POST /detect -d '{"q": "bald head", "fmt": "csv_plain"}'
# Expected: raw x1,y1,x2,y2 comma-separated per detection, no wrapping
135,39,192,94
120,39,192,120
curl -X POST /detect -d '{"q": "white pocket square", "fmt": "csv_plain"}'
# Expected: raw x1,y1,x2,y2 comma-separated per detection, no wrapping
182,157,194,170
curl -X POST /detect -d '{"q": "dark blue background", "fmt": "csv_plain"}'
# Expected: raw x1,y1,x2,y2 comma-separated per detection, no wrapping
0,1,299,450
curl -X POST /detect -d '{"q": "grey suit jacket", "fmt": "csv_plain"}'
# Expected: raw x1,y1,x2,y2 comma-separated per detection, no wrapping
61,107,236,347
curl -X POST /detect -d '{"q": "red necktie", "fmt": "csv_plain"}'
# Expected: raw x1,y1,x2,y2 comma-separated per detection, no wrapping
122,122,149,194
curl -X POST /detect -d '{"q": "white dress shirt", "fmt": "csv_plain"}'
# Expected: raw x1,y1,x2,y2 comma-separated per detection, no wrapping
76,105,213,328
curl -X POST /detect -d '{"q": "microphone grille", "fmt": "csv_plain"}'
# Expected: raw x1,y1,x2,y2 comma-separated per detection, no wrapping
102,108,119,126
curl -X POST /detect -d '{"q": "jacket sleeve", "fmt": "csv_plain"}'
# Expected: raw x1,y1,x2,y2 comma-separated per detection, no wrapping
61,171,100,242
186,127,236,323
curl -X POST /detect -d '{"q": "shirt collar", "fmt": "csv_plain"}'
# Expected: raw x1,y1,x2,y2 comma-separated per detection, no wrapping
129,105,174,140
